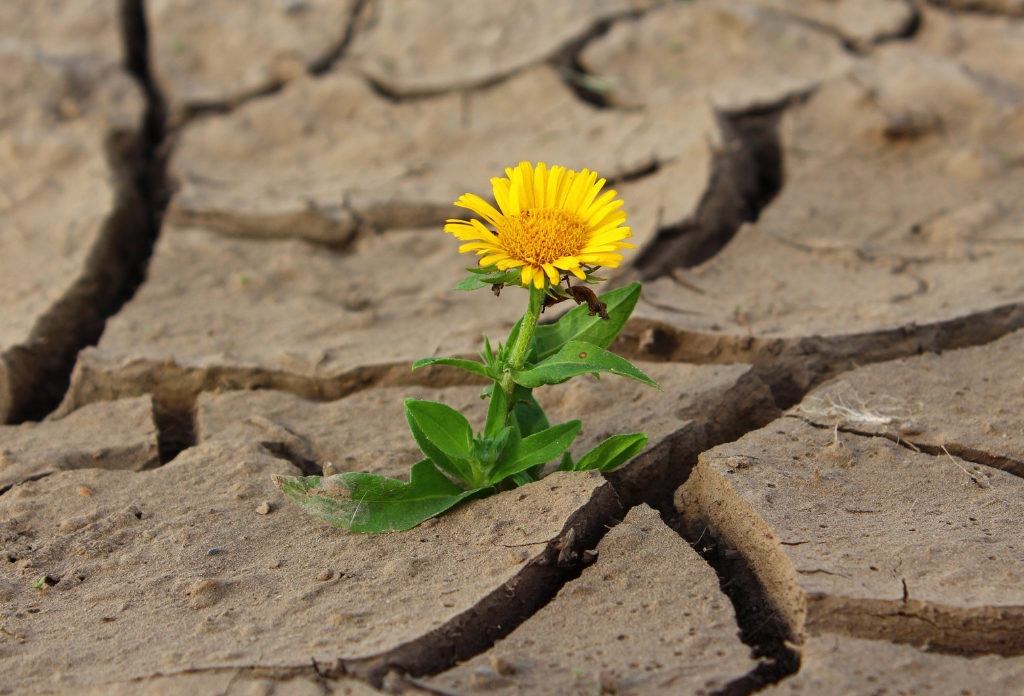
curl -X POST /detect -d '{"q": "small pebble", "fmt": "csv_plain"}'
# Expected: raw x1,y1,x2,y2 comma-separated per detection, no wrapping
255,501,272,515
599,670,619,694
489,655,516,676
77,486,93,497
207,547,226,556
316,570,334,581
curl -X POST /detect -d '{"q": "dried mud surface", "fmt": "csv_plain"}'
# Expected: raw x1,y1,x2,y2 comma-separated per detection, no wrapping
426,506,757,695
3,1,1024,694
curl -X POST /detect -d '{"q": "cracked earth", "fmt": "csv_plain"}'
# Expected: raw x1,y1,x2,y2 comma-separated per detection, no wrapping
2,1,1023,694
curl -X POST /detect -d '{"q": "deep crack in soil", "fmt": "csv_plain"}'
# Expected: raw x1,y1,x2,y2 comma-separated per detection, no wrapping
631,104,786,278
0,1,168,425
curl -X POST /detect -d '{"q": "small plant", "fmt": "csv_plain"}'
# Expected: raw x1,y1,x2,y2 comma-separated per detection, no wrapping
277,162,658,532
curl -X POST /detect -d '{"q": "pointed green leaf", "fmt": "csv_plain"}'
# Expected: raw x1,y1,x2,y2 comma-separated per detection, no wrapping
489,420,581,485
277,460,482,533
510,471,536,487
482,336,495,367
411,357,492,379
533,282,640,360
557,451,574,472
484,384,509,438
512,340,660,389
498,316,524,365
570,433,648,472
455,268,522,291
404,399,477,485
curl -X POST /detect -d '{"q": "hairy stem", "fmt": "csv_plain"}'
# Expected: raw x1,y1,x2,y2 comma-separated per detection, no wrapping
499,286,545,399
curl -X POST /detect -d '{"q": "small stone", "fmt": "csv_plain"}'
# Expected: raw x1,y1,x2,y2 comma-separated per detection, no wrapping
206,547,226,556
489,655,516,676
186,578,221,609
468,666,500,689
77,486,93,497
255,501,272,515
599,670,619,694
316,570,334,582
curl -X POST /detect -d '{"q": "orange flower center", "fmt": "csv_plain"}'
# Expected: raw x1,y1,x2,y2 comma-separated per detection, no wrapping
497,208,589,265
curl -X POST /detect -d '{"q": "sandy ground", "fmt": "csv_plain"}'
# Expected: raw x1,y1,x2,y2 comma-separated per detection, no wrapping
2,1,1024,694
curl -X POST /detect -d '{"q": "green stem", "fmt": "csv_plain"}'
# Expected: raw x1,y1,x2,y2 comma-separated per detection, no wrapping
500,286,544,400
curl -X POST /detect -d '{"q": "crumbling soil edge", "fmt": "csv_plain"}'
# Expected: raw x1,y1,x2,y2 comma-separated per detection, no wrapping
688,527,801,696
57,357,489,462
678,434,1024,661
617,301,1024,408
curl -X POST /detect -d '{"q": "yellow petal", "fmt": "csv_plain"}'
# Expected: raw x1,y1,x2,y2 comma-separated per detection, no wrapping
533,269,546,289
516,162,534,209
576,252,623,266
521,265,536,286
507,167,524,215
588,216,628,240
480,253,509,267
551,256,581,270
459,241,499,253
542,263,559,284
491,177,513,216
555,169,576,207
533,162,548,208
581,243,623,254
589,227,632,246
569,266,587,280
455,193,504,226
578,176,606,215
564,169,594,214
586,198,624,227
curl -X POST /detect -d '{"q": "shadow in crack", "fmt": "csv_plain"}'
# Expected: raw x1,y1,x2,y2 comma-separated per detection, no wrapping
633,105,786,279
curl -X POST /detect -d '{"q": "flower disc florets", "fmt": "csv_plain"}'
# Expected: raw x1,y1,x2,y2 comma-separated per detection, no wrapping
444,161,634,289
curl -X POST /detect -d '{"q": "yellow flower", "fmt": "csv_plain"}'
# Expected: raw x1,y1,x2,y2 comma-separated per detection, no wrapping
445,161,634,289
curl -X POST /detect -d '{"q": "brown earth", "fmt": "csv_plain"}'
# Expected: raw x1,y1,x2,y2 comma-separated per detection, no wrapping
3,1,1024,694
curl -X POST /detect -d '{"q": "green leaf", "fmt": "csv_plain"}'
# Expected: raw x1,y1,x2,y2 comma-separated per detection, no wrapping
512,340,660,389
411,357,492,379
567,433,648,472
482,336,495,367
533,282,640,360
277,460,482,533
499,316,524,364
473,426,513,470
489,420,581,485
404,399,477,485
455,268,522,291
484,384,509,438
511,389,550,437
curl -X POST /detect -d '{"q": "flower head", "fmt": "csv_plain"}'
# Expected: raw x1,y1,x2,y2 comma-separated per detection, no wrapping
445,161,634,289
